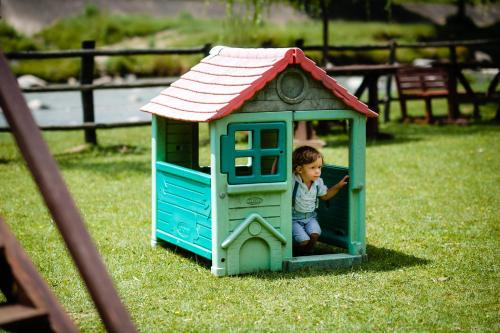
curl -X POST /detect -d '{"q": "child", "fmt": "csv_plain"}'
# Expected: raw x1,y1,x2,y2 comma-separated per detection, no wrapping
292,145,349,254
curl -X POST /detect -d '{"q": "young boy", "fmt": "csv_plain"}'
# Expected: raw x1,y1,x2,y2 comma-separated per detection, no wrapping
292,145,349,254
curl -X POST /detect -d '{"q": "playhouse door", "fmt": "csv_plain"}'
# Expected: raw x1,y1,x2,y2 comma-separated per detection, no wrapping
316,165,350,249
213,113,293,276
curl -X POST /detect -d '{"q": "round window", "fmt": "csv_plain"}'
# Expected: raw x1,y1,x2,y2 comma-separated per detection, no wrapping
276,68,308,104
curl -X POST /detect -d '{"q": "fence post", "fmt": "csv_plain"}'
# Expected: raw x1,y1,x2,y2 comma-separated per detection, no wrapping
80,40,97,145
383,40,397,123
294,39,305,49
203,43,212,57
448,45,459,119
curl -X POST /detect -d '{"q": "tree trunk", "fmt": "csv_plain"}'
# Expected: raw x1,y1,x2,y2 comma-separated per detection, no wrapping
320,0,329,66
457,0,467,23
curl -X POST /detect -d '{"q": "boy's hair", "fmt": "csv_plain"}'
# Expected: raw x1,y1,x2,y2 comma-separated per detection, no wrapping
292,145,323,172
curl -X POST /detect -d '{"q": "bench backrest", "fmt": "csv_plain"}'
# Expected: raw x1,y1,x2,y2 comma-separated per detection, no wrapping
396,67,449,94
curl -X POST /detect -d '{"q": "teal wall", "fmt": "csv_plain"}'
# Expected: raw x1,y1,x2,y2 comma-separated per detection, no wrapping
152,116,212,259
156,117,199,169
210,112,294,276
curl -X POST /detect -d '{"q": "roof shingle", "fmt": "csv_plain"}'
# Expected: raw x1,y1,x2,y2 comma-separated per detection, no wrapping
141,46,377,121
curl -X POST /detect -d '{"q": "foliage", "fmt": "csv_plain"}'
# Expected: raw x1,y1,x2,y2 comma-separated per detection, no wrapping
10,59,80,82
5,11,440,82
34,5,177,49
223,0,277,25
104,55,196,78
4,2,497,81
0,21,38,52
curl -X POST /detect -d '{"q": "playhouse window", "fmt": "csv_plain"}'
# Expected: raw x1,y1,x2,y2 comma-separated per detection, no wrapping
221,122,286,185
235,131,252,150
261,156,279,175
261,129,279,148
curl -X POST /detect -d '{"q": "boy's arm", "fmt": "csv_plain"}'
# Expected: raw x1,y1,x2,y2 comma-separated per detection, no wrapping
319,175,349,201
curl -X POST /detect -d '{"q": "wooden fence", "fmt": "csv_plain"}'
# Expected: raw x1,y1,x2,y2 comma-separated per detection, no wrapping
4,43,212,144
296,38,500,122
3,39,499,142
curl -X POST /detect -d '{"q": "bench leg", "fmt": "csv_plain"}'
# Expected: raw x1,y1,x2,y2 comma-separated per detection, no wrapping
424,98,434,123
472,102,480,120
399,98,408,122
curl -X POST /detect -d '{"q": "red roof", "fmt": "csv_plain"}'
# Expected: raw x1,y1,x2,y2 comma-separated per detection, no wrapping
141,46,377,122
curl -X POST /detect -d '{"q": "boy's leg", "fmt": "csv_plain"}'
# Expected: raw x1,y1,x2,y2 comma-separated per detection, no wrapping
292,220,310,255
304,218,321,253
306,233,319,253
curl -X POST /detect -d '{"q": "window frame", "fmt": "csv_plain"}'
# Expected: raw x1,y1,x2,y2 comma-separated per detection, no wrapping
221,122,286,185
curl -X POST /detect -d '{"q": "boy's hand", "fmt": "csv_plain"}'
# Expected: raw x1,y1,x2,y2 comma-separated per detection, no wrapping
321,175,350,201
336,175,349,189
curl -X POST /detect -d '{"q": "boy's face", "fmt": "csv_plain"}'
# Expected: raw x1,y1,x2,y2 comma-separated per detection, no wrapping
296,157,323,185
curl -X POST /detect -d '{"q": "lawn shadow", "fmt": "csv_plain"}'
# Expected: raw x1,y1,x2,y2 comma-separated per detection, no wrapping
360,244,430,272
54,143,147,159
53,144,149,175
58,159,149,175
156,240,212,269
155,240,430,279
252,244,430,280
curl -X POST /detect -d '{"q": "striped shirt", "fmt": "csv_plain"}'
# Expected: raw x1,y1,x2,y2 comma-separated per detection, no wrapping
292,174,328,213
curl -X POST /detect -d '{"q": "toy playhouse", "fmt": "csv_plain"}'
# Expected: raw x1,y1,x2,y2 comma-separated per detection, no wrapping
141,46,377,276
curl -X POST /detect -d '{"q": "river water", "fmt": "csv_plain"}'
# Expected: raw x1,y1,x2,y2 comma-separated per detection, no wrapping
0,86,164,128
0,76,365,128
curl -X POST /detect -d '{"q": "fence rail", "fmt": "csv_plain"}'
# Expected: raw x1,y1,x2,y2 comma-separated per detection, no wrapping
2,39,499,142
296,38,500,52
6,44,212,59
4,43,212,144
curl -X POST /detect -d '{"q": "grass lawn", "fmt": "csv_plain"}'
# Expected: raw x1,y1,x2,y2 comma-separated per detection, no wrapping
0,103,499,332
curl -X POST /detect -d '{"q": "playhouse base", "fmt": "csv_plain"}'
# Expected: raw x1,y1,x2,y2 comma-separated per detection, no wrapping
283,253,363,272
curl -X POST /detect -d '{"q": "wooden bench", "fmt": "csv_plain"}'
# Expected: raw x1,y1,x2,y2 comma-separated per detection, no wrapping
395,66,451,123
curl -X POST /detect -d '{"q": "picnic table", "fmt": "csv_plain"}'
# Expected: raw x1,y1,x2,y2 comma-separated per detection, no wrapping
326,64,400,138
433,61,500,121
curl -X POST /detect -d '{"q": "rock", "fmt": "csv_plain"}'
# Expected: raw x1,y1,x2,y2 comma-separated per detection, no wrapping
474,51,492,63
67,77,78,86
125,74,137,82
412,58,435,67
28,99,49,111
113,76,124,84
17,74,47,88
93,75,113,85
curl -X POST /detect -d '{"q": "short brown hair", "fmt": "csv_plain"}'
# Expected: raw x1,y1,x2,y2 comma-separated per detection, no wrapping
292,145,323,172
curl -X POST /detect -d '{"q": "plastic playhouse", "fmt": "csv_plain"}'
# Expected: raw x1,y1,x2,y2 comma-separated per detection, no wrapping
141,46,377,276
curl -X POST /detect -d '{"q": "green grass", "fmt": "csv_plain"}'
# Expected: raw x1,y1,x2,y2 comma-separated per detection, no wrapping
4,6,444,81
0,101,498,331
34,5,180,50
0,21,38,52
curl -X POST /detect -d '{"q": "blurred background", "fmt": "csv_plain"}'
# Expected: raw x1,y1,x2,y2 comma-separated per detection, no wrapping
1,0,499,128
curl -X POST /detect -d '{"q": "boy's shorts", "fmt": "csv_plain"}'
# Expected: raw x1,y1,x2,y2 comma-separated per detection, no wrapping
292,211,321,243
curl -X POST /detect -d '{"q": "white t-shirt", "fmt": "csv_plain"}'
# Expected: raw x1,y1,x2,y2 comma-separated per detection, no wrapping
292,174,328,213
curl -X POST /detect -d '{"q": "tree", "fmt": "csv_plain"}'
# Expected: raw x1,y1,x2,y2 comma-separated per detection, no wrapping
222,0,393,65
286,0,332,65
222,0,334,65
